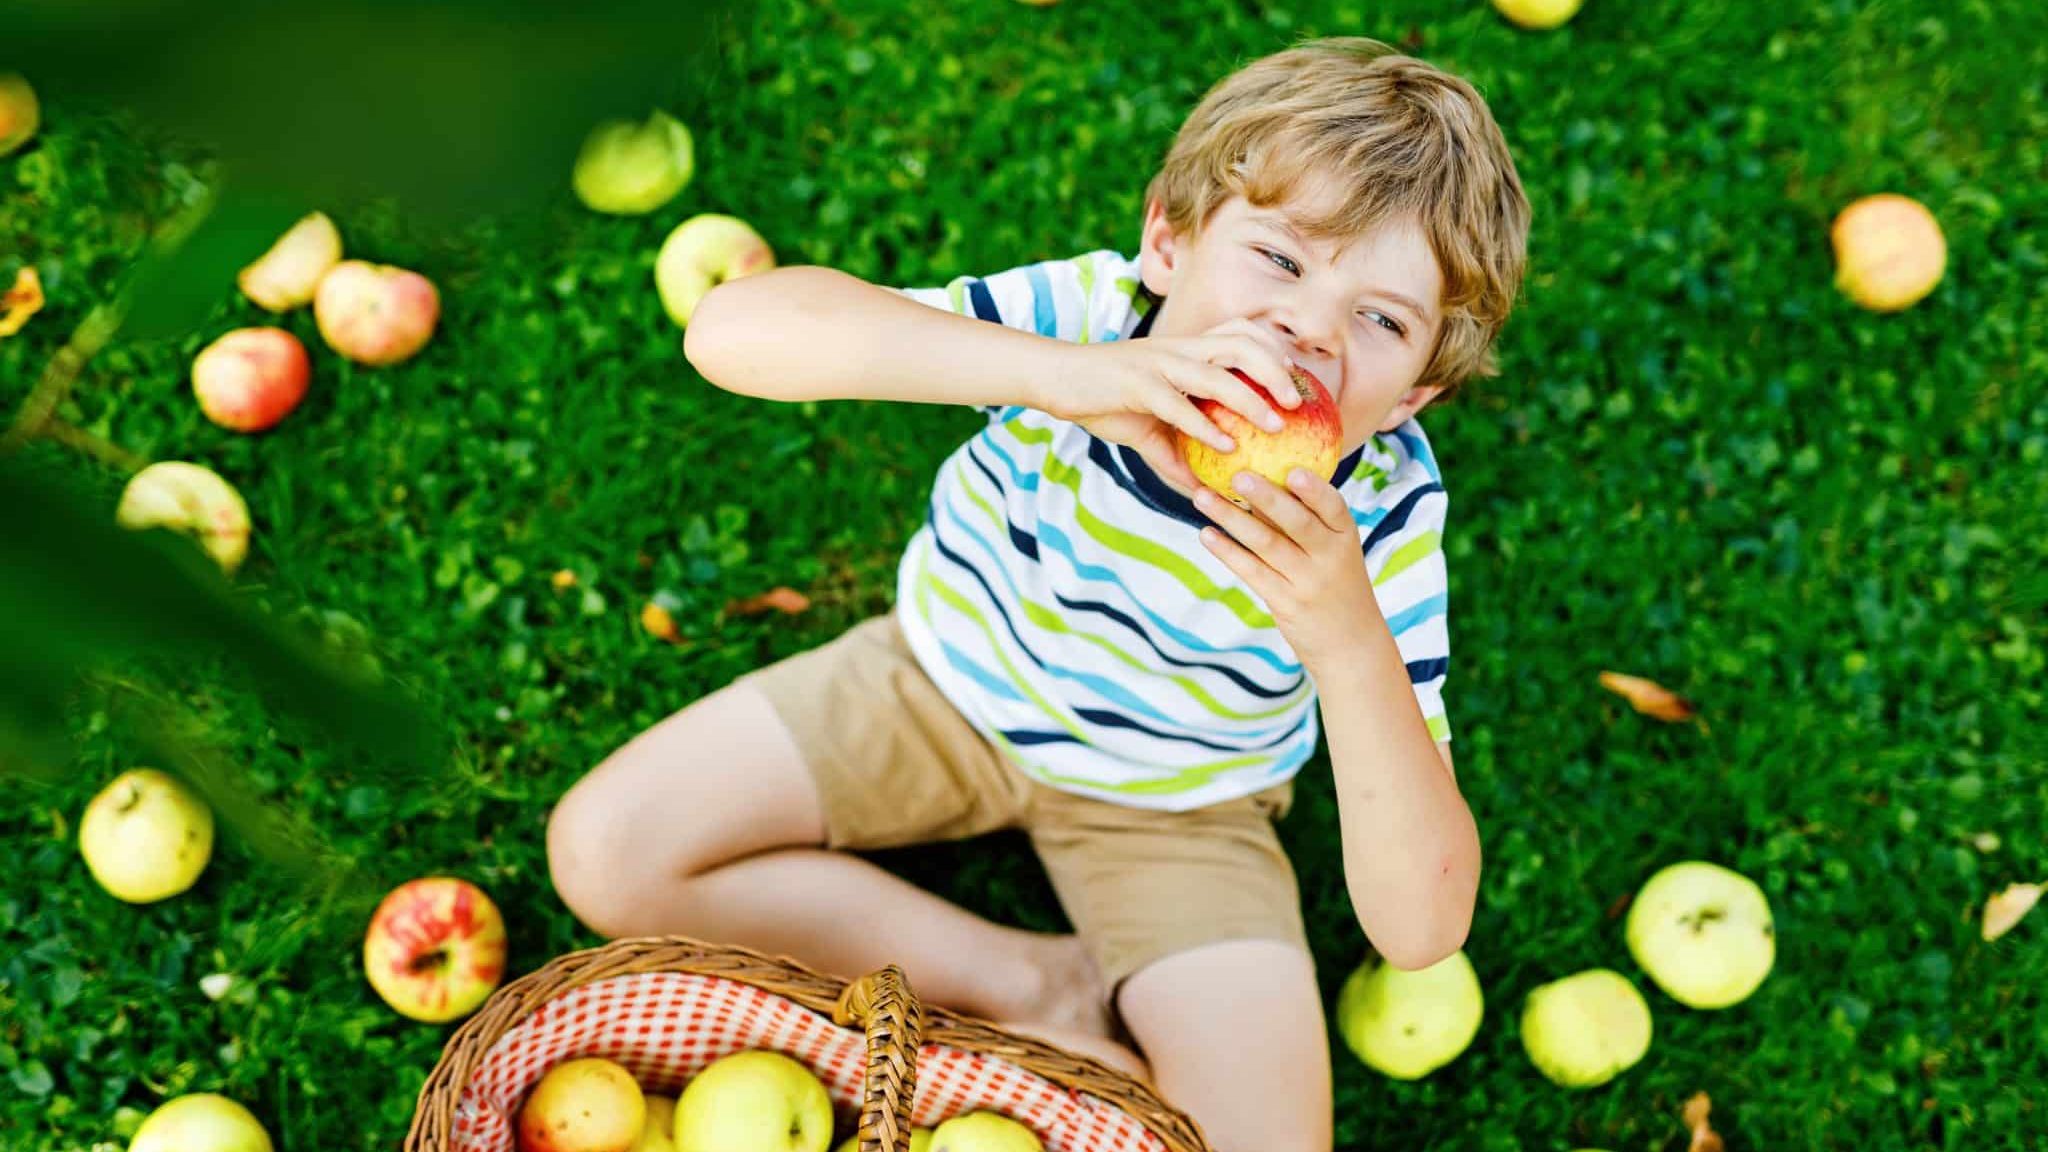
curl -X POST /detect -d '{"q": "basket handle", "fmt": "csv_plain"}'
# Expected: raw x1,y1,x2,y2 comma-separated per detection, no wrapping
832,964,923,1152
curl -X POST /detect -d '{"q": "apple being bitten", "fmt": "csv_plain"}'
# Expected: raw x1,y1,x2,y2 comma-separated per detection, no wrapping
116,461,252,574
654,214,776,329
78,768,213,903
314,260,440,366
1176,363,1343,506
129,1094,273,1152
192,328,310,432
362,877,507,1022
672,1050,833,1152
238,212,343,312
518,1058,645,1152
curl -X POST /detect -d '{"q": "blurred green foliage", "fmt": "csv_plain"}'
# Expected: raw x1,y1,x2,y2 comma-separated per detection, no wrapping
3,0,2046,1149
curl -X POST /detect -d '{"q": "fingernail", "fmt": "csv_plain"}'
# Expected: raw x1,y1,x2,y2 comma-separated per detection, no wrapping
1215,436,1235,452
1232,473,1254,495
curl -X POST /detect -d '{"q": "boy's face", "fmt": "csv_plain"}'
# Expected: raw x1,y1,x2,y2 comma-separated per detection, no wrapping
1138,178,1446,455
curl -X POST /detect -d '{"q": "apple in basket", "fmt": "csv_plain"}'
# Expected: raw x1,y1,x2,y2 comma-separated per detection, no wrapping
835,1131,932,1152
672,1050,834,1152
629,1095,678,1152
928,1112,1043,1152
519,1058,646,1152
362,877,507,1022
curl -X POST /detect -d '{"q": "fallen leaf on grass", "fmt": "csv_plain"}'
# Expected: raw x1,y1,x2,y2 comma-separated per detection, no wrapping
639,601,682,643
550,569,578,590
0,266,43,337
1599,671,1697,722
726,586,811,617
1682,1092,1723,1152
1982,882,2043,942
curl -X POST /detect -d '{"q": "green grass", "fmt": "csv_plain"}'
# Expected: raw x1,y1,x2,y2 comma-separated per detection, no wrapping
5,0,2047,1148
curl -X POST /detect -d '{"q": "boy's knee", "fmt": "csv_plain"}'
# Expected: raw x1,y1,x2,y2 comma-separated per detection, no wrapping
546,789,648,938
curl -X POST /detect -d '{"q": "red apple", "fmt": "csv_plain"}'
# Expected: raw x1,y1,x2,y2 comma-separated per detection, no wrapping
314,260,440,366
1176,363,1344,505
363,877,507,1022
192,328,310,432
239,212,343,312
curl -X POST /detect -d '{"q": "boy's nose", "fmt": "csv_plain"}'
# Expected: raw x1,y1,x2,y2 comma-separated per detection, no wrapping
1272,315,1336,361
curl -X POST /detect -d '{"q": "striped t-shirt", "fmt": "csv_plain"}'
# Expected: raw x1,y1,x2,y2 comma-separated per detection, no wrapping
891,249,1452,812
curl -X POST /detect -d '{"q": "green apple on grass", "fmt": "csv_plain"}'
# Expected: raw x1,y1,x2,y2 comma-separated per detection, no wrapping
129,1094,273,1152
1493,0,1584,29
574,111,695,215
238,212,343,312
655,214,776,328
673,1050,834,1152
928,1112,1042,1152
1519,969,1652,1089
1334,950,1484,1080
1626,861,1775,1009
79,769,214,903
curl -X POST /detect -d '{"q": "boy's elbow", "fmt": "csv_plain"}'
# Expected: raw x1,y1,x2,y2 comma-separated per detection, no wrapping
681,282,741,391
1359,908,1471,972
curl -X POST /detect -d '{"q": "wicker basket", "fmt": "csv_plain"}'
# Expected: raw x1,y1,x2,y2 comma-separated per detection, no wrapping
406,936,1211,1152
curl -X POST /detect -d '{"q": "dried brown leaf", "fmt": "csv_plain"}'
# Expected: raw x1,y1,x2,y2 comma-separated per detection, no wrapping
1982,882,2043,942
1599,670,1697,722
1683,1092,1723,1152
639,601,682,643
0,266,43,337
727,586,811,617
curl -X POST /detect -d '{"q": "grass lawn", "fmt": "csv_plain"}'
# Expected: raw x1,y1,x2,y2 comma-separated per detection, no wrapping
4,0,2046,1148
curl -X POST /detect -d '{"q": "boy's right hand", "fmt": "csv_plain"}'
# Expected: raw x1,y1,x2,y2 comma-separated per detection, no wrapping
1042,318,1300,492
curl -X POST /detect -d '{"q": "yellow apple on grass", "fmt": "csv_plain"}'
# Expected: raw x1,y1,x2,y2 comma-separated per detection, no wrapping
1519,969,1652,1089
1493,0,1584,29
1832,193,1946,312
672,1050,833,1152
629,1096,678,1152
116,461,252,574
314,260,440,366
1626,861,1774,1009
238,212,343,312
655,214,776,329
928,1112,1042,1152
519,1058,645,1152
1,73,39,157
835,1130,932,1152
1175,363,1343,507
129,1094,273,1152
79,769,213,903
192,327,311,433
574,111,695,215
1334,949,1484,1080
363,877,507,1022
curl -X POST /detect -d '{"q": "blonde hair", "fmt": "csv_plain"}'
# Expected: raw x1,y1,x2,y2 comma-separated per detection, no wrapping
1145,37,1530,396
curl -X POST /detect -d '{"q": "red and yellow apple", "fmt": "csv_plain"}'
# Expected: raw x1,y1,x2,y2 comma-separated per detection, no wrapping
78,768,214,903
1832,193,1946,312
654,214,776,329
1519,969,1652,1088
238,212,343,313
1493,0,1584,29
929,1112,1043,1152
518,1058,645,1152
363,877,507,1022
1176,363,1343,505
129,1094,273,1152
673,1050,833,1152
573,111,695,216
116,461,252,574
192,328,311,433
314,260,440,366
1,73,38,157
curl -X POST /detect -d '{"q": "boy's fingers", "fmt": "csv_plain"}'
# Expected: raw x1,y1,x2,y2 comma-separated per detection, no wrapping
1288,467,1353,533
1154,385,1234,452
1182,363,1283,433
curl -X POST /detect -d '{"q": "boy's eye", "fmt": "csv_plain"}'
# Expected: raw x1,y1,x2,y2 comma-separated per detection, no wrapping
1259,247,1300,276
1361,310,1405,337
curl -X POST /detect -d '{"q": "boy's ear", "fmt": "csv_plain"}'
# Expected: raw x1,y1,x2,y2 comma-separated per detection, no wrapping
1376,382,1447,431
1138,198,1179,298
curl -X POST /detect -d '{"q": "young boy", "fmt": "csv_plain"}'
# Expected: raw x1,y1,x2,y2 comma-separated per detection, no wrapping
548,37,1528,1152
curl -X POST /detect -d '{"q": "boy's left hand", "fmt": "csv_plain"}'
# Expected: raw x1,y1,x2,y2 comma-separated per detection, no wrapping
1194,467,1378,677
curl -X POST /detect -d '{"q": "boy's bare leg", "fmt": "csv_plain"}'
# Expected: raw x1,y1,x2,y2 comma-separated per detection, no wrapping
546,679,1141,1074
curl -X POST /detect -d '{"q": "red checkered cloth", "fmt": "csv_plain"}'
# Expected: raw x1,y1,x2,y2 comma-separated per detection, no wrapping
448,971,1164,1152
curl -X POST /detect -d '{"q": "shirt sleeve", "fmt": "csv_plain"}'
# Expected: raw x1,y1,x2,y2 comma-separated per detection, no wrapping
892,251,1134,420
1358,478,1452,742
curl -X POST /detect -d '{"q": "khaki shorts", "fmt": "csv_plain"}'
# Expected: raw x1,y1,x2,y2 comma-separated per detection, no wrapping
737,612,1309,1003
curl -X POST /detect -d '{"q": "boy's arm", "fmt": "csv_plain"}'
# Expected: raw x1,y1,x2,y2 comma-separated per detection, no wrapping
684,265,1072,410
